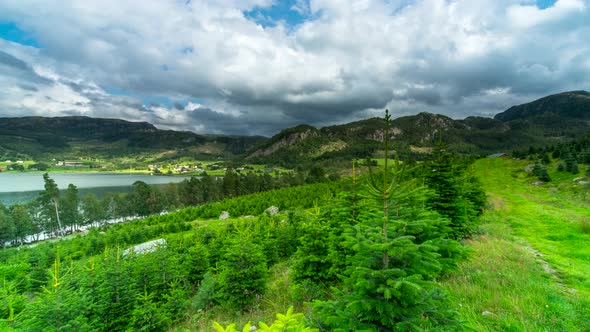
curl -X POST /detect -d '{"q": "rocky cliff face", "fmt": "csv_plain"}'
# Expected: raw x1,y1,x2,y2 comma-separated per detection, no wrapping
248,127,319,158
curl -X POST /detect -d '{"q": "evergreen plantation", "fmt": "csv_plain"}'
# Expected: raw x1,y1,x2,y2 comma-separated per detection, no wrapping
0,111,492,331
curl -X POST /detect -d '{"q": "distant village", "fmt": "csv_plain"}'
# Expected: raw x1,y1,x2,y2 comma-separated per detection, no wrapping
0,158,275,175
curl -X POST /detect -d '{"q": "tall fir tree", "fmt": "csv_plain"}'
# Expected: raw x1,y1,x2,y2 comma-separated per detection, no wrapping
60,184,80,232
312,110,461,331
38,173,63,236
217,237,268,309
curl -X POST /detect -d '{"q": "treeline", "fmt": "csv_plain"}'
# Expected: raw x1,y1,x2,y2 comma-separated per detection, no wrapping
512,135,590,180
0,169,328,247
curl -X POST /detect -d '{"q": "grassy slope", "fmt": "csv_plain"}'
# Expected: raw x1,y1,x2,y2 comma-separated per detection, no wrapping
443,158,590,331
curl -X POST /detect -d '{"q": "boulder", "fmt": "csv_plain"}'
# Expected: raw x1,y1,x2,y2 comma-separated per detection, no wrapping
265,206,279,216
219,211,230,220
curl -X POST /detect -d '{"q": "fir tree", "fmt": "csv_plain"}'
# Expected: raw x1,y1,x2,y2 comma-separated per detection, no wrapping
128,287,171,332
95,247,135,331
312,110,460,331
9,204,33,245
291,206,339,283
571,162,580,174
183,240,210,285
0,207,16,247
424,142,480,238
60,184,80,232
18,257,91,331
217,238,268,309
565,153,577,173
38,173,63,236
538,167,551,182
532,161,542,177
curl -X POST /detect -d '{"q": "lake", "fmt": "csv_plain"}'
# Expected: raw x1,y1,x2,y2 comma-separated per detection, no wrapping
0,173,191,205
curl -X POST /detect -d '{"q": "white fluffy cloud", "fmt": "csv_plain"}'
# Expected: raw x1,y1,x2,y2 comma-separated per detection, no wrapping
0,0,589,135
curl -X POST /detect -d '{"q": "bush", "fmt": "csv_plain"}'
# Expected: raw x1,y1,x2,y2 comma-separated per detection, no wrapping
217,239,268,309
192,272,217,310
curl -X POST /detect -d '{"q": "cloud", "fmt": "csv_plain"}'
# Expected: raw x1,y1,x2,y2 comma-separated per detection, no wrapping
0,0,589,136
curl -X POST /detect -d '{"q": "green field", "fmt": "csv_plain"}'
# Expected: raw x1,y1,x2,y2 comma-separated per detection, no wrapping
0,159,292,177
442,158,590,331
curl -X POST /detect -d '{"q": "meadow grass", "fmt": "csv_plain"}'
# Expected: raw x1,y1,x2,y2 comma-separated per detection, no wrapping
442,158,590,331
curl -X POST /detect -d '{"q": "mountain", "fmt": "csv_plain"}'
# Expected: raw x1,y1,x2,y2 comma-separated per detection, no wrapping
495,91,590,122
0,116,265,160
3,91,589,164
246,91,590,163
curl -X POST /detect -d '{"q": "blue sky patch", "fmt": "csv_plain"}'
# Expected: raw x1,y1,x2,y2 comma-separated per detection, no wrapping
244,0,311,28
536,0,558,9
0,21,39,47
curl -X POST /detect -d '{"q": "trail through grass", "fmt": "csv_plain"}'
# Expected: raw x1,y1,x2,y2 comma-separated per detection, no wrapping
443,158,590,331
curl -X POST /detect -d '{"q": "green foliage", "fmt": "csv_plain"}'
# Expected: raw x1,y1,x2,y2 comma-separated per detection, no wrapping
0,207,16,248
192,272,217,310
291,208,337,283
217,239,268,309
424,144,485,239
0,279,26,326
311,111,462,331
312,174,460,330
28,163,49,171
60,184,81,231
128,287,171,332
182,240,210,285
18,257,92,331
38,173,63,235
538,166,552,182
213,306,318,332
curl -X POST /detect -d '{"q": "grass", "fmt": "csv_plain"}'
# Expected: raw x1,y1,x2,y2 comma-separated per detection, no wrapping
442,158,590,331
174,261,306,331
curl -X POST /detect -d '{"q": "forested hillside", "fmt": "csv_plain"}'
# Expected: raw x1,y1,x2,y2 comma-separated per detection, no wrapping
246,91,590,166
0,116,265,161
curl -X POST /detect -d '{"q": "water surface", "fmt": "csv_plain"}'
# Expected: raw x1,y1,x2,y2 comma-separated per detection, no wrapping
0,172,190,205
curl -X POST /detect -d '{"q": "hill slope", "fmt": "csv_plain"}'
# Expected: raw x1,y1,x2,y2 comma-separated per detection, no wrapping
2,90,590,163
246,91,590,163
0,116,265,160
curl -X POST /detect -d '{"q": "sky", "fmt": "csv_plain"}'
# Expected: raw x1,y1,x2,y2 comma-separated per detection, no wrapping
0,0,589,137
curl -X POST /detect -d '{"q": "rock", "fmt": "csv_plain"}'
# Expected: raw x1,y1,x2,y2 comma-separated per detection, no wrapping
524,164,535,172
482,310,495,317
265,206,279,216
219,211,230,220
249,325,258,331
123,238,166,256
